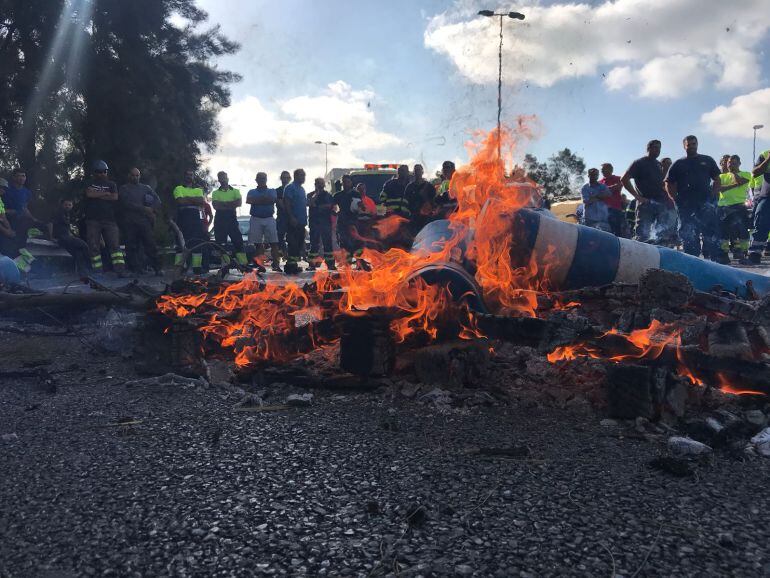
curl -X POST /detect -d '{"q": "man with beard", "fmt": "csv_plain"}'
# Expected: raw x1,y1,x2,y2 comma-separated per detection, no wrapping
665,135,721,259
621,140,678,246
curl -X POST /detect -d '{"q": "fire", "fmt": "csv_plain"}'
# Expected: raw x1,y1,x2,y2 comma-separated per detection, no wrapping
714,373,766,397
155,123,578,366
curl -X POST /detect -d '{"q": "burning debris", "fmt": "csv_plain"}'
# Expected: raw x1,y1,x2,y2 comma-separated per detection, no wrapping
151,127,770,470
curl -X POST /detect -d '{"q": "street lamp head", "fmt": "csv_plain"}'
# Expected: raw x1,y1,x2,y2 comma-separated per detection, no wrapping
478,9,495,17
329,142,339,146
754,125,764,130
508,11,525,19
314,140,323,144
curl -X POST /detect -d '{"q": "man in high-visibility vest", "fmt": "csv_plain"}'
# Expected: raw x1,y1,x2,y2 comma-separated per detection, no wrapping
380,164,411,219
212,171,248,269
173,169,208,274
716,154,752,263
748,150,770,263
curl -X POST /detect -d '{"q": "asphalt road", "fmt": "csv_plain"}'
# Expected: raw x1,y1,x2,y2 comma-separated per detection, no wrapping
1,331,769,577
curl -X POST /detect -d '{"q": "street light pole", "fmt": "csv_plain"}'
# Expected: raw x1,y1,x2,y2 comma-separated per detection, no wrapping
314,140,338,176
753,124,764,168
478,9,525,163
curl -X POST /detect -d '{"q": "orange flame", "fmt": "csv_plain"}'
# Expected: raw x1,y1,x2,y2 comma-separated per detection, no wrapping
156,123,565,366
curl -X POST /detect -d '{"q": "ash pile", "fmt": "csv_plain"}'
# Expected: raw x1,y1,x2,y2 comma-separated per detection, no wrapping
150,268,770,476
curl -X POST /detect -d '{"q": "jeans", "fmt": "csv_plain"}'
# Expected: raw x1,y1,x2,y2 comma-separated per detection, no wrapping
635,200,678,245
678,203,719,258
749,197,770,255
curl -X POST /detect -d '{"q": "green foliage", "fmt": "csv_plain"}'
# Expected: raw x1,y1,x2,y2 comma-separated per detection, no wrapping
524,148,587,201
0,0,239,212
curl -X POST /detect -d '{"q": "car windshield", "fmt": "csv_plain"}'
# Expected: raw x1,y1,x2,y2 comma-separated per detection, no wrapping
349,173,394,198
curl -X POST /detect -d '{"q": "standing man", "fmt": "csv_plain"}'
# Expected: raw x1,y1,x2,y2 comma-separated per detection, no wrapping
119,167,162,275
246,172,281,272
380,164,412,219
665,135,721,259
334,174,357,264
212,171,248,269
621,140,678,246
275,171,291,258
747,148,770,263
307,177,335,270
4,168,45,256
580,168,612,232
282,169,307,275
84,160,126,275
172,169,208,274
716,155,751,263
52,198,90,275
404,164,436,234
599,163,625,237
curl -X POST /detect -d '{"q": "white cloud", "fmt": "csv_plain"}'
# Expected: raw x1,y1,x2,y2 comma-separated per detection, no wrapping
424,0,770,99
206,81,407,191
700,88,770,139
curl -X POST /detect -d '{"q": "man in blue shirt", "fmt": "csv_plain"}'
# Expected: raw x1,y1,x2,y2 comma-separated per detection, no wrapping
282,168,307,274
665,135,721,259
246,172,281,272
4,168,45,257
580,168,612,232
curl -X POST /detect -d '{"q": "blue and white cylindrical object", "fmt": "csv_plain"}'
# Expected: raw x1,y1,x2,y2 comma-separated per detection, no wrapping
410,209,770,303
0,255,21,285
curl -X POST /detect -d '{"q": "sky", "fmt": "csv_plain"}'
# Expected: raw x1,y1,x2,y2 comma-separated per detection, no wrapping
191,0,770,192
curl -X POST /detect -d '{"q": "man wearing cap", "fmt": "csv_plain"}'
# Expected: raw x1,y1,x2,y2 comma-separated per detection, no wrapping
84,160,126,275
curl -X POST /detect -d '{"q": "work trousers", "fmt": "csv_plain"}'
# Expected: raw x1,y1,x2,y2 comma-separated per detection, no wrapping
123,217,160,272
718,204,749,258
678,204,719,259
85,219,124,271
309,220,334,268
635,200,678,245
285,224,306,273
749,197,770,258
213,212,247,267
176,208,209,273
57,235,91,274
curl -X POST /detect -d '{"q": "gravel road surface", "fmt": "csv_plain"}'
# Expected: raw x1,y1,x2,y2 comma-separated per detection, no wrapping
1,331,769,577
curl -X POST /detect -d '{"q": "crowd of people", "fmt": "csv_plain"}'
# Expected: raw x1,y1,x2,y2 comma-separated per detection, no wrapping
0,159,459,278
580,135,770,265
1,133,769,282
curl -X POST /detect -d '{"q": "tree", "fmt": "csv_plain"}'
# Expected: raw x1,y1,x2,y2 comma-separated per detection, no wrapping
0,0,239,213
524,148,586,202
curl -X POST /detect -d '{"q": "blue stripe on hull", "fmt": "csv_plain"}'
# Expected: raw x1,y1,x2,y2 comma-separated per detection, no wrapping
658,247,770,297
564,224,621,290
510,209,541,270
